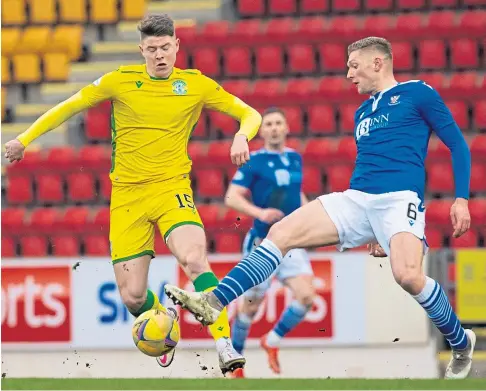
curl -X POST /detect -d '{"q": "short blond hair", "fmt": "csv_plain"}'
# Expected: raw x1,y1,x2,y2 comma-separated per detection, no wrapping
348,37,392,59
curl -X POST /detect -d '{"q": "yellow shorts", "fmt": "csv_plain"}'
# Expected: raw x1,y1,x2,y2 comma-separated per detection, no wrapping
109,174,203,264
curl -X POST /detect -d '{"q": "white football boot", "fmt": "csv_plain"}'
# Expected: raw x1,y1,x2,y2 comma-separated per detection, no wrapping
156,307,179,368
217,337,246,375
444,329,476,379
164,284,221,326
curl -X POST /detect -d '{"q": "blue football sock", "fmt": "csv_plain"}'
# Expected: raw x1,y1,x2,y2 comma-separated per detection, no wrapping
231,312,253,354
273,300,310,339
213,239,283,306
413,276,467,350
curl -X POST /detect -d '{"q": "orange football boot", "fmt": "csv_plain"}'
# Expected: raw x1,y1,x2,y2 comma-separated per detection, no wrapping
260,334,281,374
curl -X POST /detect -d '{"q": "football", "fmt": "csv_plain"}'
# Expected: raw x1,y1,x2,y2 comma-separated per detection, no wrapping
132,308,180,357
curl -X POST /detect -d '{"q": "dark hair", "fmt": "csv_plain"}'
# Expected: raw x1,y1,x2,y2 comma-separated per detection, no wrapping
348,37,392,59
138,14,175,39
262,107,286,119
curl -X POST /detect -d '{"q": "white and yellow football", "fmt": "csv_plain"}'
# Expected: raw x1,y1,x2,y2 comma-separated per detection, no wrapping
132,308,180,357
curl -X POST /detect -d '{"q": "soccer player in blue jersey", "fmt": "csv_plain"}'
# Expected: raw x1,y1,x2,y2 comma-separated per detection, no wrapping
166,37,476,379
225,107,315,377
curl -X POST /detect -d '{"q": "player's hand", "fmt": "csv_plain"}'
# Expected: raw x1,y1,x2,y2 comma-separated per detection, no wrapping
450,198,470,238
4,139,25,163
259,208,285,224
231,134,250,167
367,242,387,257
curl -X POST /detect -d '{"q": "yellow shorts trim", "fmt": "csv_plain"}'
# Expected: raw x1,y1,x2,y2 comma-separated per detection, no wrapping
164,221,204,243
112,250,155,265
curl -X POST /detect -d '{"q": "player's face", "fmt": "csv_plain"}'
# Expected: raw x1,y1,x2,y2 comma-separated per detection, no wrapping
260,112,289,149
346,49,379,95
140,35,179,78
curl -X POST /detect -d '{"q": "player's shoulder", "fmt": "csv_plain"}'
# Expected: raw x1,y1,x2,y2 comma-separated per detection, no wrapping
173,68,205,79
398,79,436,94
114,64,146,76
284,147,302,158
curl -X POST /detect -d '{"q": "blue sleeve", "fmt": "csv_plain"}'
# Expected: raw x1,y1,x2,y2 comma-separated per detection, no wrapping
231,160,255,190
416,82,471,199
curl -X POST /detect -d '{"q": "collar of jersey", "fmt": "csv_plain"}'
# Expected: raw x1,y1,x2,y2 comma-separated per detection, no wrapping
370,82,400,100
145,66,173,80
259,147,291,155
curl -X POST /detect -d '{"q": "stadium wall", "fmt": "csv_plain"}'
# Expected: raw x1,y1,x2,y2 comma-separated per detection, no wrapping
1,253,440,378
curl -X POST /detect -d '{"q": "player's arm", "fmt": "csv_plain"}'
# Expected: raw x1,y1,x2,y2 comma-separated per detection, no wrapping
5,73,116,161
417,82,471,237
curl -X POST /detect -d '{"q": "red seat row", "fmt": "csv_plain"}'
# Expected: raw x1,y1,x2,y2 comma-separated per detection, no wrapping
424,227,485,249
237,0,482,17
84,92,486,142
175,11,486,47
179,39,484,79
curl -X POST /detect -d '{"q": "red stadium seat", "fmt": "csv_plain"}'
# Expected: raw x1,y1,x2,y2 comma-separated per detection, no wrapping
209,111,238,137
302,166,323,194
315,77,356,102
20,235,48,257
308,104,336,135
337,136,357,162
221,80,250,101
445,101,469,130
447,72,478,99
318,43,346,72
430,0,457,7
36,174,64,204
222,208,252,231
427,162,454,194
93,207,110,233
427,137,450,161
303,138,334,164
85,108,111,141
327,16,360,41
417,72,445,90
284,78,316,102
471,163,486,193
6,150,43,177
98,174,112,202
459,11,486,38
474,101,486,131
61,207,90,234
262,18,295,44
249,138,265,152
230,19,262,44
339,104,357,135
391,42,413,71
255,45,284,76
207,140,232,166
463,0,486,5
326,165,353,193
365,0,393,11
286,137,303,152
194,168,225,199
251,79,284,102
425,11,456,38
362,15,394,38
79,145,112,172
333,0,360,12
450,230,479,248
188,141,208,166
174,47,188,69
287,44,316,75
43,146,78,173
418,40,447,70
192,47,220,78
2,236,16,257
394,14,424,40
200,21,231,45
282,106,303,135
397,0,425,10
213,232,242,253
66,172,96,202
426,199,453,226
301,0,329,13
175,25,196,44
237,0,265,17
30,208,62,235
424,227,443,249
269,0,297,15
450,39,479,69
84,234,110,256
198,203,221,231
7,176,34,205
193,111,208,138
223,47,252,77
295,16,326,41
469,198,486,228
51,235,80,257
2,208,26,235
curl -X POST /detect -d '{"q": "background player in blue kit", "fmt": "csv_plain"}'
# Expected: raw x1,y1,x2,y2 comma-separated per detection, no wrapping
224,107,315,377
166,37,476,379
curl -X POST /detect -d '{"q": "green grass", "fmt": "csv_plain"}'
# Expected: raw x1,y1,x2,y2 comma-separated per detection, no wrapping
2,378,486,390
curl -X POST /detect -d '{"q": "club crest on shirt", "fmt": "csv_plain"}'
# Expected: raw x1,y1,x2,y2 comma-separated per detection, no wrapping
389,95,400,106
172,80,188,95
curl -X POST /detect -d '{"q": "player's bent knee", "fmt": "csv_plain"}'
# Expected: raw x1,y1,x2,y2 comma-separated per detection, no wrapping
119,286,147,312
393,269,426,295
242,296,263,317
267,220,292,254
179,244,209,280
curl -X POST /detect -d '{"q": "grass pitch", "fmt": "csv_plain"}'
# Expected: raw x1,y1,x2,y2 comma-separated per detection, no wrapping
2,378,486,390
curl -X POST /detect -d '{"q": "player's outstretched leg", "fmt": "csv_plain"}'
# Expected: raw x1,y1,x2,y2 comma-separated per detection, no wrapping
166,224,245,374
165,200,339,325
113,255,175,367
389,232,476,379
261,274,315,374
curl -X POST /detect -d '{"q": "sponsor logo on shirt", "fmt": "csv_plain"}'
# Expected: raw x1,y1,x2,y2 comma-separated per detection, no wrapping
355,114,390,141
